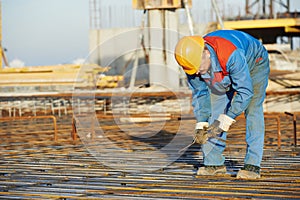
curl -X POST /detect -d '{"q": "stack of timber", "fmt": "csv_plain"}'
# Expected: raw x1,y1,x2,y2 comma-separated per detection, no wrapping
0,64,123,91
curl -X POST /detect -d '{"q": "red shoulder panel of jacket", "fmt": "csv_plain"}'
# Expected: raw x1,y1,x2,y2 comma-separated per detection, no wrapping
204,36,237,76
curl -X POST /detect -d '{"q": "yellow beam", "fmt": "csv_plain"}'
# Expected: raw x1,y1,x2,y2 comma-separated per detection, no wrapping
222,18,300,30
132,0,192,10
285,26,300,33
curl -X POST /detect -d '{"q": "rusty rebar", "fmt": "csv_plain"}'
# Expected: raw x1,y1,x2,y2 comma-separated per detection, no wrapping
284,112,298,147
71,115,77,141
0,115,58,142
265,115,282,149
1,113,300,199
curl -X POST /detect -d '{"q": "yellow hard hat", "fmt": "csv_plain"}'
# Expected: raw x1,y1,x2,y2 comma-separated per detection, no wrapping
174,36,205,75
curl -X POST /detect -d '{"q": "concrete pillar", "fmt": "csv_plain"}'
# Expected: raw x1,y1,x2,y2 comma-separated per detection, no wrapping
165,9,180,89
148,9,180,89
148,10,165,87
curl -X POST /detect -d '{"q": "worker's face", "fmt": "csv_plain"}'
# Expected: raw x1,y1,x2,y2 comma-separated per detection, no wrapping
196,49,211,75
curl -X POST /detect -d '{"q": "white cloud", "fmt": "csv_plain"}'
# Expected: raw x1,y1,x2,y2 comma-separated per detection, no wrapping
9,59,25,68
73,58,85,65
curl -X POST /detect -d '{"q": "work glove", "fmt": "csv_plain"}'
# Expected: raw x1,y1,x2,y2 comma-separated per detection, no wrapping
194,122,209,144
207,114,235,141
178,122,210,153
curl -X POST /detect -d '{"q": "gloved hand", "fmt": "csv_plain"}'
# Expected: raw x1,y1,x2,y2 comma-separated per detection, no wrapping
178,122,210,153
194,122,209,144
207,114,235,140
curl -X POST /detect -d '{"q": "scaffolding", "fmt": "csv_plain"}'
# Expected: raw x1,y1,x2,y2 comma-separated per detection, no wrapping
245,0,291,19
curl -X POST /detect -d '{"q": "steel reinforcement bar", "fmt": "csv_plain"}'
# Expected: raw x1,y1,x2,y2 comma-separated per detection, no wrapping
71,112,289,149
0,115,58,142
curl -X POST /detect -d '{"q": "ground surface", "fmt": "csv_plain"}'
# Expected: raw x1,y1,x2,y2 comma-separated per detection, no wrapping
0,114,299,199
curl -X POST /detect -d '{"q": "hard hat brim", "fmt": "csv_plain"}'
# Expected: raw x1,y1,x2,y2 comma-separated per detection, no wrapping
174,36,204,76
183,67,197,75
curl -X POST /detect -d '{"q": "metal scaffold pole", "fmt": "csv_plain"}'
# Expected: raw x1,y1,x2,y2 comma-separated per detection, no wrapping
211,0,224,29
183,0,194,35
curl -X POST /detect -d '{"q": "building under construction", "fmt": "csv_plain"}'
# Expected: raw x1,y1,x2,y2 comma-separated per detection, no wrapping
0,0,300,199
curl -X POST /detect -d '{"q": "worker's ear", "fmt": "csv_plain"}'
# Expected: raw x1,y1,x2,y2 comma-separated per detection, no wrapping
207,50,210,58
203,49,210,58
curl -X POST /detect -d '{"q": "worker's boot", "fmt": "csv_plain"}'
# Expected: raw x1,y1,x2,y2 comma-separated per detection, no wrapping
236,164,261,179
197,165,226,176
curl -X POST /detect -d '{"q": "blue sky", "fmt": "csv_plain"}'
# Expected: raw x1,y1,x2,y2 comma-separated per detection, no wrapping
2,0,300,67
2,0,89,66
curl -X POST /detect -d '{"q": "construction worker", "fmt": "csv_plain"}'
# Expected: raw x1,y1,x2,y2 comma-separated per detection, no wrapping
174,30,270,179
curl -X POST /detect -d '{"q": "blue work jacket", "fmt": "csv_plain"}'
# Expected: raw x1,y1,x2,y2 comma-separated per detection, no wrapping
187,30,268,122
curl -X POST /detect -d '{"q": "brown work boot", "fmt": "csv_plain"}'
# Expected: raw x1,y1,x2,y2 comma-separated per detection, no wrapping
197,165,226,176
236,164,261,179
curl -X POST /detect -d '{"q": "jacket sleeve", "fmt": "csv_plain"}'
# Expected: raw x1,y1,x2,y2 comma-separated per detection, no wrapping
226,49,254,119
187,74,211,122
